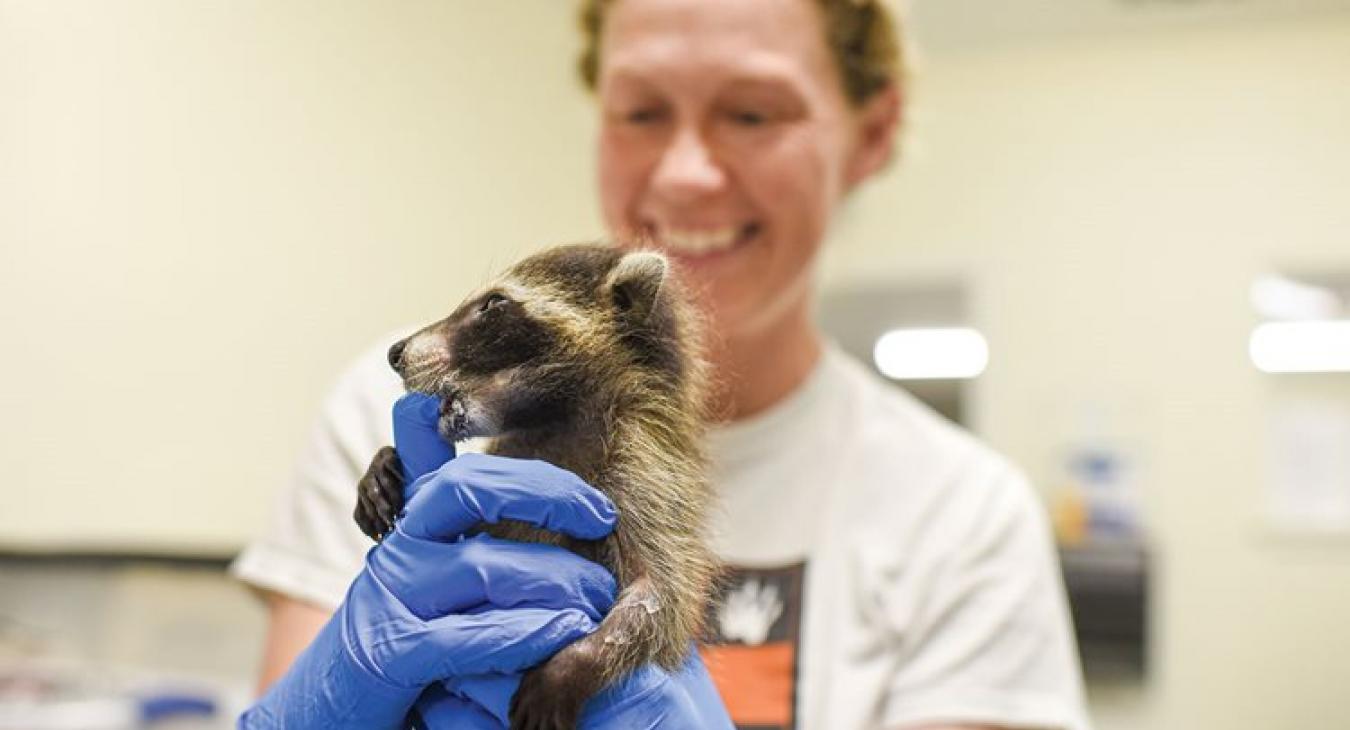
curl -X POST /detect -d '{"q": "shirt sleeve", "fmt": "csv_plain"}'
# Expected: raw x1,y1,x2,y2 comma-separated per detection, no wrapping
876,464,1091,730
229,333,407,610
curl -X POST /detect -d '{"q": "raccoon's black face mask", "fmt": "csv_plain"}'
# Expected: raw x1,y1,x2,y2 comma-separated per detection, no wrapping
386,245,677,441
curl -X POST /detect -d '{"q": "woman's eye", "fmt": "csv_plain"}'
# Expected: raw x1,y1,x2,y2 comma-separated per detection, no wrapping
625,108,665,125
730,110,767,126
477,293,509,314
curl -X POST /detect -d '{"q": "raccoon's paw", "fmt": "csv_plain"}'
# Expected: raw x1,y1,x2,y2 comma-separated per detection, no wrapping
510,647,600,730
354,445,404,541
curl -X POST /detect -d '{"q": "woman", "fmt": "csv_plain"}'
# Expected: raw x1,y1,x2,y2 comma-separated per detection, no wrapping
235,1,1089,728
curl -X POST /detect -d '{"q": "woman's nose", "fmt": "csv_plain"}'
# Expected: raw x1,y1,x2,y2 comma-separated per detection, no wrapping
651,128,726,200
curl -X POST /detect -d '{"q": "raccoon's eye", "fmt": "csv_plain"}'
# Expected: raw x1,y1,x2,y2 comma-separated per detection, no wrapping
477,293,510,315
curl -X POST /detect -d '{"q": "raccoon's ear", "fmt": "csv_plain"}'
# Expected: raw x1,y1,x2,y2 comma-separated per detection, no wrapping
606,251,668,324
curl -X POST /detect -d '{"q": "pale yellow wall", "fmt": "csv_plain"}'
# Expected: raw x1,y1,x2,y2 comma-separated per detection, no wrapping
0,1,605,552
3,3,1349,727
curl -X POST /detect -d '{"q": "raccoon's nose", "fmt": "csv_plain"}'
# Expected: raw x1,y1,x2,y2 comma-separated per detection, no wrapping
387,339,408,373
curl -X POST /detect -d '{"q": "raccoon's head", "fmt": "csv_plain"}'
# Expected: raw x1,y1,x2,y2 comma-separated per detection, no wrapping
387,244,690,442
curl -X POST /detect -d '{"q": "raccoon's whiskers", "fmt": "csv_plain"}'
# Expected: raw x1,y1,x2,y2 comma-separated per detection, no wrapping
401,360,446,393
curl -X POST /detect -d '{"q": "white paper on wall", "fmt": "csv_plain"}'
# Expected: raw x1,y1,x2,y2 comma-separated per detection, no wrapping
1267,399,1350,533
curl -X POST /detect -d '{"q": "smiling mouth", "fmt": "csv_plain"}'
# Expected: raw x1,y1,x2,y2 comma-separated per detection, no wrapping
644,222,760,258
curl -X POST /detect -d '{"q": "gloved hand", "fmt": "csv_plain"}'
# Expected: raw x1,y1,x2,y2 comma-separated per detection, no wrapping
385,395,733,730
390,391,456,488
414,648,735,729
238,395,620,729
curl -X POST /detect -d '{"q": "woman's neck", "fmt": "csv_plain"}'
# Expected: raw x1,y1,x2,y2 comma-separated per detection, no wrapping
707,297,822,423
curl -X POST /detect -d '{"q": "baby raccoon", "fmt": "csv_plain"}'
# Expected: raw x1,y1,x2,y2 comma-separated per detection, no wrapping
353,244,717,730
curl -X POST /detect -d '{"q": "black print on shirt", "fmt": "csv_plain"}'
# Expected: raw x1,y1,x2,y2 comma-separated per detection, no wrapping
701,562,806,730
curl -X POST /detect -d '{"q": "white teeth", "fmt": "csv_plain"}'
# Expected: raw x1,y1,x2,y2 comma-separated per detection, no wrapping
660,227,740,255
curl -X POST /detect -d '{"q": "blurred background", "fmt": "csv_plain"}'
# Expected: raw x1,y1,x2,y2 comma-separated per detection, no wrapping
2,0,1348,727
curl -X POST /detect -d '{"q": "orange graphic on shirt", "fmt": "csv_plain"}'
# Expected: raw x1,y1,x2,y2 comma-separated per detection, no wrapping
702,563,805,730
701,642,795,727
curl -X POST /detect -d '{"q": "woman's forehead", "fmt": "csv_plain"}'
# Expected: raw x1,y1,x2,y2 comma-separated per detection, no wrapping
598,0,838,90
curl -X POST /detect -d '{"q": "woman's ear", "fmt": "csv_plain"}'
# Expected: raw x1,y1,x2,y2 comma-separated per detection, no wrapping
844,82,902,191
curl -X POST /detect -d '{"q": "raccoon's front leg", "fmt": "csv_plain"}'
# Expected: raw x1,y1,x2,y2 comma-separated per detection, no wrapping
509,576,670,730
354,445,404,540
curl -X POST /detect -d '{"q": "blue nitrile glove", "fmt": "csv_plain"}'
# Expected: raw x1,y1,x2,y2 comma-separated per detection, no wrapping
392,392,456,487
414,647,734,729
238,411,620,729
387,396,732,729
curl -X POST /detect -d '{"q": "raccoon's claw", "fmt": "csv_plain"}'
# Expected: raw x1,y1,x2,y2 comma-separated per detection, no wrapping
510,651,594,730
354,446,405,541
509,684,579,730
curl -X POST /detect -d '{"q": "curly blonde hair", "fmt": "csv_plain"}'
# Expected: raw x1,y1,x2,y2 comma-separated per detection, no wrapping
576,0,905,108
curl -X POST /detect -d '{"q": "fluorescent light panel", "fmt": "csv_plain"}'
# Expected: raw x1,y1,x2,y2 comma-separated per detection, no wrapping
1249,320,1350,373
1250,274,1342,321
873,327,989,380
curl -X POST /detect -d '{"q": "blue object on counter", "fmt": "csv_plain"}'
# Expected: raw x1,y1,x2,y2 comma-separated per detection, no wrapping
0,667,222,730
138,692,216,723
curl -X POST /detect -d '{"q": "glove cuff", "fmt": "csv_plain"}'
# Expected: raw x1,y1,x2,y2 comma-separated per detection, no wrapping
238,611,420,729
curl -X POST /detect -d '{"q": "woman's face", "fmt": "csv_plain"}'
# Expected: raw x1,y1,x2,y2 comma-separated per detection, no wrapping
595,0,893,338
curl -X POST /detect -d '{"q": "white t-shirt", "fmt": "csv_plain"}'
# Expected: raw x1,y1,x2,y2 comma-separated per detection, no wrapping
232,335,1091,730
